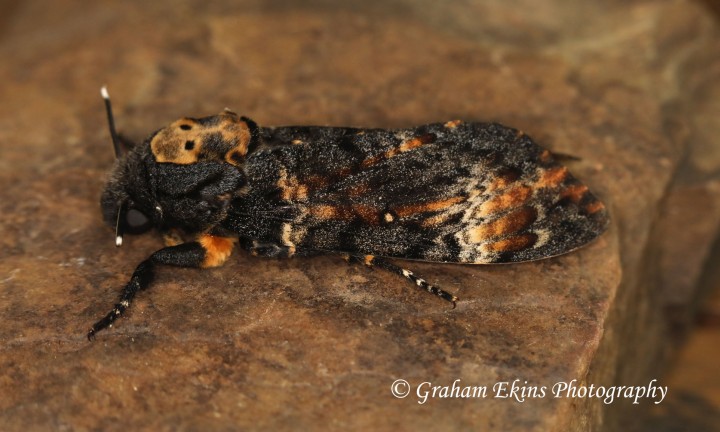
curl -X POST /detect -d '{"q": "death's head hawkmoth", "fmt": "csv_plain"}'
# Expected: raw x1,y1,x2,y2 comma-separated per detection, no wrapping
89,86,609,340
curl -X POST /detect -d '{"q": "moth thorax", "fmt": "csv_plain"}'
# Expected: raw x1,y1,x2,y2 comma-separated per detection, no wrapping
150,112,253,166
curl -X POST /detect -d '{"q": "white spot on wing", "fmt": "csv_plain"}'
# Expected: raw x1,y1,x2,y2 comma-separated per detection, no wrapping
533,228,550,248
281,223,297,256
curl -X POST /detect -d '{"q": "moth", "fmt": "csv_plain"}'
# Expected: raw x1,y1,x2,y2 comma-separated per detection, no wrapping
87,87,609,340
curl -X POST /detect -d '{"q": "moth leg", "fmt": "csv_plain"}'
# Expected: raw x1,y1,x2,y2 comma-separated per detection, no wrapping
87,235,235,340
347,254,458,307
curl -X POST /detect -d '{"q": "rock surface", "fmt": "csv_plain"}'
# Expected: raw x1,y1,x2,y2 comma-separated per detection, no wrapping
0,0,718,430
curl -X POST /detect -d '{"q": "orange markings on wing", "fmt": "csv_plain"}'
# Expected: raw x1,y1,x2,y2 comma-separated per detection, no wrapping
468,206,538,243
278,171,355,203
486,167,523,192
421,212,452,228
585,200,606,214
198,234,236,268
536,166,568,189
302,174,332,190
393,196,465,218
309,204,379,224
278,172,309,201
346,183,370,197
559,183,589,203
361,133,436,167
353,205,380,223
474,185,532,218
558,182,607,215
360,155,380,168
308,205,339,219
398,135,430,152
481,233,538,253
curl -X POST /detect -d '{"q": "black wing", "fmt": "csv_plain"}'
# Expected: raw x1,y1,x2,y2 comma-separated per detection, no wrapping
227,121,609,264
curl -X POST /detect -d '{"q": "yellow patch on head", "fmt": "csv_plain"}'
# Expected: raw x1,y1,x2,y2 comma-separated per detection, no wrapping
444,120,462,128
150,113,252,165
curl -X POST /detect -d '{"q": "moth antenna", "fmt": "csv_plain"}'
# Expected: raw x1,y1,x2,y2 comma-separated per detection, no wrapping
101,86,123,159
115,200,125,247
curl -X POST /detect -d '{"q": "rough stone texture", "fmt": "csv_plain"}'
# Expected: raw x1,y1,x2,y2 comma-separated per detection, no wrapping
0,0,718,430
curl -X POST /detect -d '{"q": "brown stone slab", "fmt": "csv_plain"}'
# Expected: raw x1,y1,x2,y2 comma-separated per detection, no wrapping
0,0,718,431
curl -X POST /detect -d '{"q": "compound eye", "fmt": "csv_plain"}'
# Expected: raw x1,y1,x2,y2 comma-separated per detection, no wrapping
125,208,152,234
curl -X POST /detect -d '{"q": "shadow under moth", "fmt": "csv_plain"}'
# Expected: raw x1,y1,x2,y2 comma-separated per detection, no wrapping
87,87,609,340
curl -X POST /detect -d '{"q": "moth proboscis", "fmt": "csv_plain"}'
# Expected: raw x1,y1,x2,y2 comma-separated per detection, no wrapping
87,86,609,340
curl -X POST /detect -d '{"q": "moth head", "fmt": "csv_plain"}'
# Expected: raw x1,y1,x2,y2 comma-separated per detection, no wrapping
99,88,249,246
100,146,160,247
100,86,161,246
